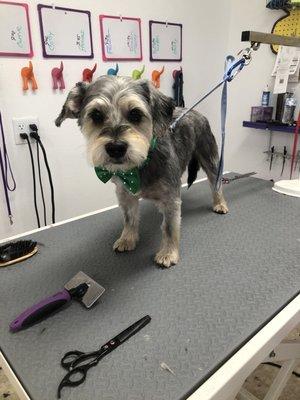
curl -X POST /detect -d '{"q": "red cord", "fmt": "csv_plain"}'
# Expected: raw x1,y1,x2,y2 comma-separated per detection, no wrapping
290,112,300,179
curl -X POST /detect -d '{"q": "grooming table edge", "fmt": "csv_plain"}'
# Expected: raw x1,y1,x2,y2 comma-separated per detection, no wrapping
1,294,299,400
1,175,299,400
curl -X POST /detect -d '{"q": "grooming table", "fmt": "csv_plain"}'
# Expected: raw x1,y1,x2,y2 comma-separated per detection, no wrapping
0,176,299,400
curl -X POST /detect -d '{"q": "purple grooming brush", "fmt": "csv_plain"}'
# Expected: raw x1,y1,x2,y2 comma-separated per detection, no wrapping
10,290,71,332
10,271,105,332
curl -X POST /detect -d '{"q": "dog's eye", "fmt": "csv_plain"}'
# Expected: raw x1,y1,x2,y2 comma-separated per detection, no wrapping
127,108,143,124
89,109,105,124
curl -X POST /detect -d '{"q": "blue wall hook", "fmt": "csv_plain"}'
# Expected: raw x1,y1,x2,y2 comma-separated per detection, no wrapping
107,63,119,76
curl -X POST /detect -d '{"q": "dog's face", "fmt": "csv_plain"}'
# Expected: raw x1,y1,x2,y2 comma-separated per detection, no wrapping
55,76,174,172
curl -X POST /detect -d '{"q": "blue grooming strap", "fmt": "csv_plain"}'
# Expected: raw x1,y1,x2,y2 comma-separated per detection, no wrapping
170,55,247,189
215,56,245,190
215,79,227,191
225,58,245,81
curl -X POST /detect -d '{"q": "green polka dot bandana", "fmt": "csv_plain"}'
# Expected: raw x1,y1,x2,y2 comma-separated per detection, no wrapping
94,136,157,194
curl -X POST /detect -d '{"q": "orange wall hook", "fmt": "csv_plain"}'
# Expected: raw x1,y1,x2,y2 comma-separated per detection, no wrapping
151,66,165,88
52,61,65,90
82,63,97,83
21,61,38,91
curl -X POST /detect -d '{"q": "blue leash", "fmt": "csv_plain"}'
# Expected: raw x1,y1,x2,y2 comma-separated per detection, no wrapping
170,54,248,191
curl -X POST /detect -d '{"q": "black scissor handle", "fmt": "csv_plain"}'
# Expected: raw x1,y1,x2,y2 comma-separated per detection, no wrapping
58,355,102,398
61,350,85,370
61,349,103,370
57,366,87,398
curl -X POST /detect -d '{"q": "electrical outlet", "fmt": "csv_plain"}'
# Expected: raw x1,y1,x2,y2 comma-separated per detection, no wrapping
12,117,39,145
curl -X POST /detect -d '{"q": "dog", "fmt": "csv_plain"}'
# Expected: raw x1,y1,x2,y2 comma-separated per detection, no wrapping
55,76,228,268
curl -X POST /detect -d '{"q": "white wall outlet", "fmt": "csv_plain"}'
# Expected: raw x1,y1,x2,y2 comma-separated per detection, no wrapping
12,117,39,145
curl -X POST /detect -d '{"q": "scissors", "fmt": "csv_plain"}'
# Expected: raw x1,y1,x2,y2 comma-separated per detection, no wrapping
222,172,256,184
57,315,151,398
281,146,288,176
269,146,275,171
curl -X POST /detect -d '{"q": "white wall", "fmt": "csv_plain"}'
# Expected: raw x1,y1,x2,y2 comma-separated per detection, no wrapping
225,0,300,181
2,1,298,241
0,0,231,239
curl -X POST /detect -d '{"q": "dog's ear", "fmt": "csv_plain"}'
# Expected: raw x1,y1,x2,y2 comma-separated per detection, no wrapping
139,80,175,136
55,82,88,127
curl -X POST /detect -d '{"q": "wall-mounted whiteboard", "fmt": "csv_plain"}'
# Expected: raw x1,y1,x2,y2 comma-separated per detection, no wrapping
0,2,33,57
149,20,182,61
37,4,93,58
100,15,142,61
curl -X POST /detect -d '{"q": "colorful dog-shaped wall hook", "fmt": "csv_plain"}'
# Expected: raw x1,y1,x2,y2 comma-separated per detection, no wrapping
82,63,97,82
21,61,38,91
151,66,165,88
132,65,145,80
52,61,65,90
107,63,119,76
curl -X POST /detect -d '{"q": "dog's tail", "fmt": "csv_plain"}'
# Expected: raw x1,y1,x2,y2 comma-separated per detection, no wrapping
187,155,200,188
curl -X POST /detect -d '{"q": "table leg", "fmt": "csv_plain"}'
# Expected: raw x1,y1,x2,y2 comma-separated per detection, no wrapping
0,351,31,400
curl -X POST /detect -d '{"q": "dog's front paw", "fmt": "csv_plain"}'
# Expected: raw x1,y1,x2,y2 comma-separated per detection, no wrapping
113,236,137,252
155,248,179,268
213,203,229,214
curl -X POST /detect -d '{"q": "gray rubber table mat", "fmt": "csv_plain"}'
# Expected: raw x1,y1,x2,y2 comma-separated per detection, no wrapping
1,177,299,400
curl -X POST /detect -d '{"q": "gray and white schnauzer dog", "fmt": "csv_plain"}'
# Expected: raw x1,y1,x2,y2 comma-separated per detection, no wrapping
55,76,228,268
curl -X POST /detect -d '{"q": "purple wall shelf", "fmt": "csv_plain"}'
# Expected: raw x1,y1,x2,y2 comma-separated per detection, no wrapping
243,121,296,133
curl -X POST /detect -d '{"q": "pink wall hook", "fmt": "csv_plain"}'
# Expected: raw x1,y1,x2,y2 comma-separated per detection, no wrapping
172,66,182,80
21,61,38,91
82,63,97,83
52,61,65,90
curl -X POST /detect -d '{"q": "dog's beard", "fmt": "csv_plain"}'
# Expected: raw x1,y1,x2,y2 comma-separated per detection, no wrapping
86,129,150,172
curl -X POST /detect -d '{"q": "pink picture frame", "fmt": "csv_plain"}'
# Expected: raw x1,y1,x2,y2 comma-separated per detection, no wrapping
99,15,143,61
0,1,33,57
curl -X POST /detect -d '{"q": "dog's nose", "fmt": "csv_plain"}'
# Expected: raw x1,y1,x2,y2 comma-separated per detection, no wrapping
105,141,128,159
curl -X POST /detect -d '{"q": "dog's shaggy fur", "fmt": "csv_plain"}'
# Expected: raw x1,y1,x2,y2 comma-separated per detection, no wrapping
56,76,228,268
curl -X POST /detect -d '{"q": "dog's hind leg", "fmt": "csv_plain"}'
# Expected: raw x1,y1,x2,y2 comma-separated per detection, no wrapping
155,197,181,268
113,186,140,252
200,156,229,214
195,121,229,214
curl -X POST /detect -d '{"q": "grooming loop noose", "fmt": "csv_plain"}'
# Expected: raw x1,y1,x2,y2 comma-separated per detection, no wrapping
170,42,260,189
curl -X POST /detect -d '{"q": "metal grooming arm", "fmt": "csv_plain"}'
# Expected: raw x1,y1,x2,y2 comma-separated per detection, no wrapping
242,31,300,47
